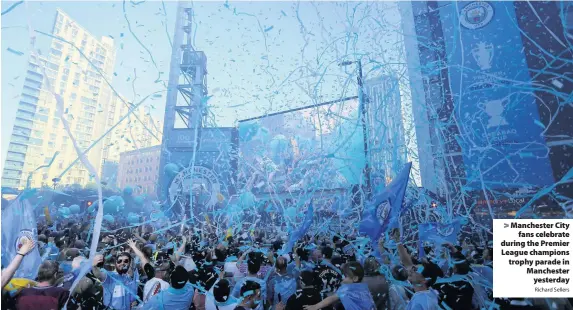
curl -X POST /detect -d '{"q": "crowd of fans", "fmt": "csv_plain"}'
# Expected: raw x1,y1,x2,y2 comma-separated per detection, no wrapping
2,215,573,310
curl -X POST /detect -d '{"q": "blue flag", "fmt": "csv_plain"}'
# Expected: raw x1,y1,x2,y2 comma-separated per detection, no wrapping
281,202,314,254
359,162,412,242
1,196,42,279
418,219,461,259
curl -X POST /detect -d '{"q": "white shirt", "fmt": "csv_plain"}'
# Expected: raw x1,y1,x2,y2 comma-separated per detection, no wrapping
143,278,169,302
224,262,243,279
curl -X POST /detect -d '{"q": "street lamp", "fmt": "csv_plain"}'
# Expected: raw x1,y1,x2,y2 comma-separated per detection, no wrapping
339,59,372,199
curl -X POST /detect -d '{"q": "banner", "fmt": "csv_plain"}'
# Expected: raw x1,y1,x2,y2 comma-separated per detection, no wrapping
439,1,555,189
1,196,42,279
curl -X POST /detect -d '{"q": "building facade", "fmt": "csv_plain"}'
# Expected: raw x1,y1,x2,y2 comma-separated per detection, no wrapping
117,145,162,198
101,160,119,187
364,75,407,185
2,9,163,190
101,95,163,166
2,9,116,189
399,1,573,209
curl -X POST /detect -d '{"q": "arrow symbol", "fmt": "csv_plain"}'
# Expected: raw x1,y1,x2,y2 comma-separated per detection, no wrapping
504,223,509,228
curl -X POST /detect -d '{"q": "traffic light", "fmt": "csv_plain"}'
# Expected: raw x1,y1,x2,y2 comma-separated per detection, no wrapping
81,200,94,212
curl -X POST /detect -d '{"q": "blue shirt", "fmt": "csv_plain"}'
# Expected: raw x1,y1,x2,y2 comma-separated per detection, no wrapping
336,283,376,310
142,284,194,310
405,289,439,310
101,271,139,310
269,273,297,305
46,243,59,261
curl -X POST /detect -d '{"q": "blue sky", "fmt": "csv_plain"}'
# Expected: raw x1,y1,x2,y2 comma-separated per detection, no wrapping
2,1,412,171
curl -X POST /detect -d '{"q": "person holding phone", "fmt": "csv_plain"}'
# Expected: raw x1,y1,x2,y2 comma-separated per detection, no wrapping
92,252,139,310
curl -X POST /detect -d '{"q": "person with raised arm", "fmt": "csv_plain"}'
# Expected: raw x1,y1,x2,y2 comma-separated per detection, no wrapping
127,238,170,302
303,261,375,310
91,251,139,310
394,229,439,310
1,236,35,289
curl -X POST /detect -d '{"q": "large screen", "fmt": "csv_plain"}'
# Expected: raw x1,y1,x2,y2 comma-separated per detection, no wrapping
238,98,366,193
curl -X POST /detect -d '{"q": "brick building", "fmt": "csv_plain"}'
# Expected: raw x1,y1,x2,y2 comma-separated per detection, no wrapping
117,145,161,198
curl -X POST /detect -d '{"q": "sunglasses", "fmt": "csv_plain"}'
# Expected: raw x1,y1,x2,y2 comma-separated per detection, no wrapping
116,259,130,264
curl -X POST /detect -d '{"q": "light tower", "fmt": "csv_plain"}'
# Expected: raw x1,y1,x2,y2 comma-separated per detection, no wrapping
158,2,208,201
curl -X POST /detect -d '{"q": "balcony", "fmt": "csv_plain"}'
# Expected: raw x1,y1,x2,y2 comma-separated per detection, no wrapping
8,144,27,154
15,111,35,121
13,119,33,129
11,136,30,144
3,171,22,179
21,93,39,103
1,178,20,188
4,161,24,170
19,103,37,114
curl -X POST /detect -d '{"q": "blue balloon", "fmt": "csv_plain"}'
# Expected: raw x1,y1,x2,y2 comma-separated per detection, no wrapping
69,204,80,214
164,163,180,177
134,196,145,206
123,186,134,196
127,212,139,224
59,207,71,219
103,214,115,223
103,196,125,213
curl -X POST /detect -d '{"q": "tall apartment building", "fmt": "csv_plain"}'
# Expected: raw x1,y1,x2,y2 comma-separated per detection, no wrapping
364,75,407,185
2,9,116,189
2,9,162,190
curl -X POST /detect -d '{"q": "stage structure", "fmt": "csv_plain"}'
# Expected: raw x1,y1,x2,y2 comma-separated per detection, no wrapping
158,2,237,217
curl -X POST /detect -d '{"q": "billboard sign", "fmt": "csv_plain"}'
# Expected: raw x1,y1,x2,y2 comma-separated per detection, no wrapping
238,98,365,193
439,1,555,189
